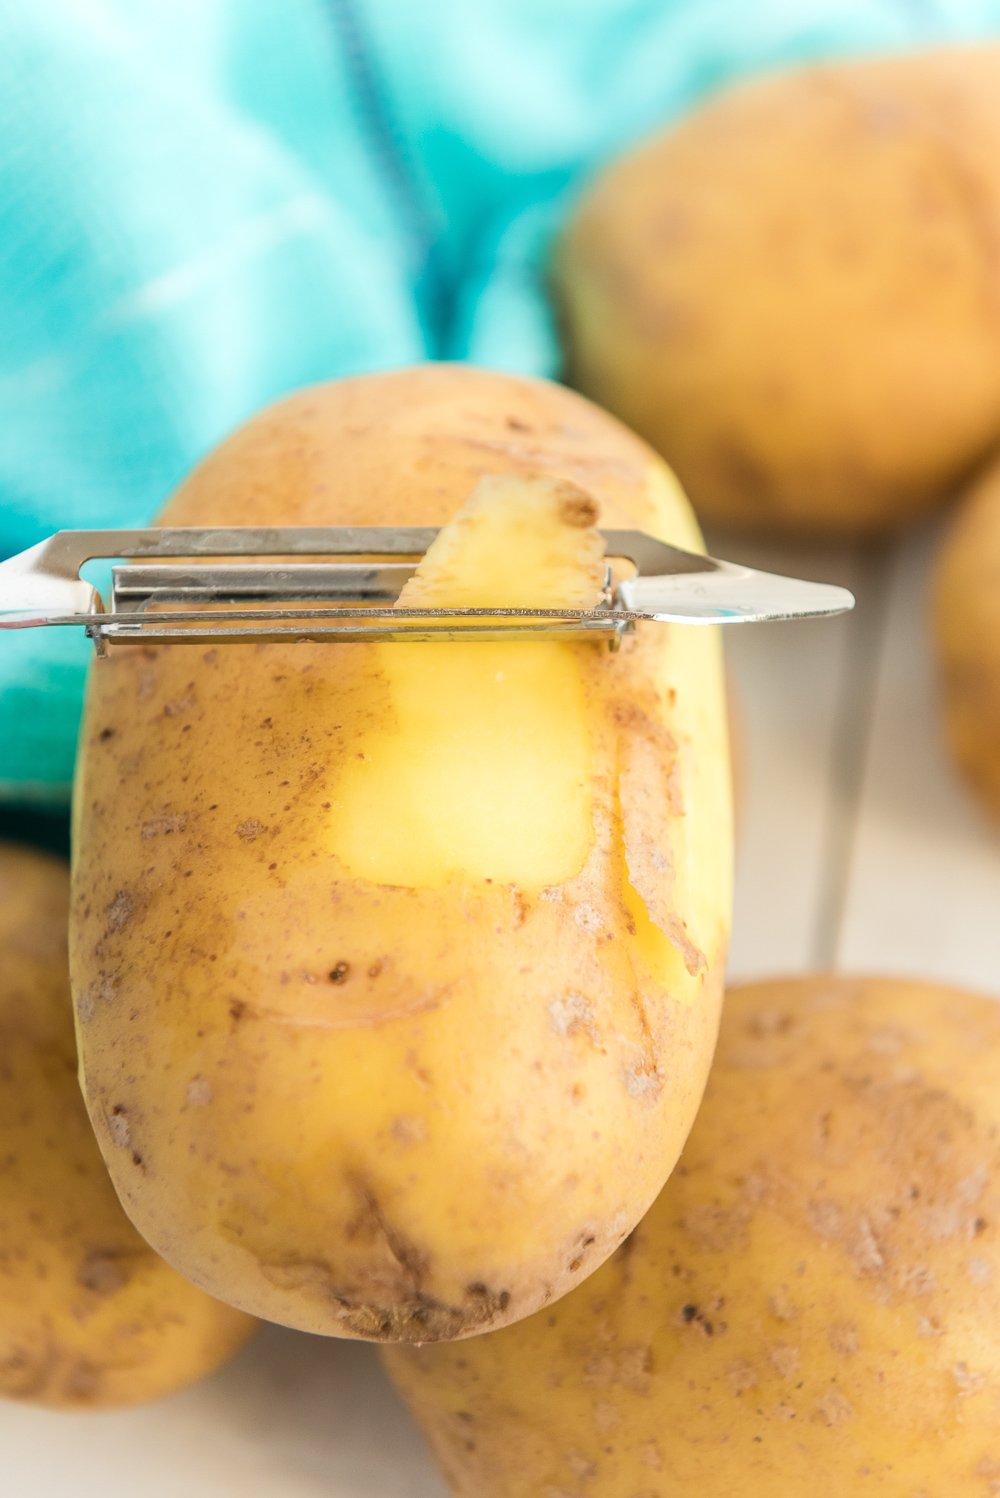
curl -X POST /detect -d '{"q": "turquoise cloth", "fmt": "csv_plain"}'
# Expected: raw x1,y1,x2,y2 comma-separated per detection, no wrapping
2,0,999,803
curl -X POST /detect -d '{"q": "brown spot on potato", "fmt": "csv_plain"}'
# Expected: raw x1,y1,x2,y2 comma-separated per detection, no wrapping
163,687,196,718
76,1249,142,1295
807,1199,843,1241
767,1287,800,1322
728,1360,759,1394
566,1452,598,1480
679,1202,749,1253
186,1076,213,1107
572,902,603,935
0,1347,54,1400
585,1343,653,1395
141,814,188,839
511,889,530,929
258,1252,507,1341
898,1262,936,1296
107,1105,131,1149
76,974,117,1024
814,1388,854,1426
455,434,641,485
106,890,134,933
641,1439,664,1471
391,1115,426,1145
236,819,264,842
61,1362,101,1402
685,1297,727,1338
624,1063,662,1101
548,992,600,1045
554,482,600,530
768,1343,800,1378
827,1321,860,1355
852,1215,887,1273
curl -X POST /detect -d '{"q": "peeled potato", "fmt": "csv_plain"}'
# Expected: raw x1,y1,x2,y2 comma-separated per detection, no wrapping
934,455,1000,824
556,47,1000,535
0,842,255,1409
69,365,732,1342
397,471,607,610
386,974,1000,1495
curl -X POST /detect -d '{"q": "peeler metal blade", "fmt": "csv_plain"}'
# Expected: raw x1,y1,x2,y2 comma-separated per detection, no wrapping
0,526,854,650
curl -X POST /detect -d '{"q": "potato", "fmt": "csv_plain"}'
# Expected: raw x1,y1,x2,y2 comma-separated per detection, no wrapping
934,456,1000,824
385,975,1000,1496
70,365,732,1341
555,48,1000,535
0,842,254,1409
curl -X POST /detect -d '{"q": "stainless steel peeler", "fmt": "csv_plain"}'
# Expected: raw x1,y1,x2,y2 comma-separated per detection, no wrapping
0,527,855,654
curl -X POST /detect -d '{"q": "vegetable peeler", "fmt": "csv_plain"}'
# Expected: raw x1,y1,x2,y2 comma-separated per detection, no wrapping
0,527,854,655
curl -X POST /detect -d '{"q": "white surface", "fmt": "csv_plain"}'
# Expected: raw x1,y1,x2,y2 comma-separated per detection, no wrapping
3,522,998,1495
838,521,1000,992
718,533,881,977
721,519,1000,990
1,1327,447,1498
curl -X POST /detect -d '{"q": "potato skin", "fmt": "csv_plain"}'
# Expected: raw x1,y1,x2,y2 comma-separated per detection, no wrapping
70,365,732,1341
934,457,1000,824
386,975,1000,1495
556,48,1000,536
0,843,254,1410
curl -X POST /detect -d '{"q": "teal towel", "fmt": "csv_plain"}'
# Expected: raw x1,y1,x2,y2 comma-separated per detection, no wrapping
2,0,999,803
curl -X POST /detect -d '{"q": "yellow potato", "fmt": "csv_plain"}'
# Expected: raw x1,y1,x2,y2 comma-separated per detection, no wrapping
70,364,732,1341
386,975,1000,1496
934,456,1000,824
0,842,254,1410
556,47,1000,535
